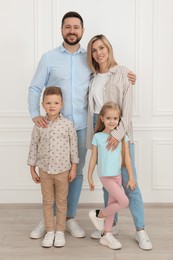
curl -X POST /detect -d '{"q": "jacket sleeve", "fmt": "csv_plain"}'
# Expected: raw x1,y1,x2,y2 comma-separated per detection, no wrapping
68,123,79,164
111,70,133,142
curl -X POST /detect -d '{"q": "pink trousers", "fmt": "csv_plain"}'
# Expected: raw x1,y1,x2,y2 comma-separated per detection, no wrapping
100,175,129,232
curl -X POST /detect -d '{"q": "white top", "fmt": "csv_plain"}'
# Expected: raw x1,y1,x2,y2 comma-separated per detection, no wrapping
91,72,109,113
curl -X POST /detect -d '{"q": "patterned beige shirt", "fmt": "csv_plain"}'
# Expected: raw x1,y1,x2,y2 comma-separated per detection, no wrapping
27,114,79,174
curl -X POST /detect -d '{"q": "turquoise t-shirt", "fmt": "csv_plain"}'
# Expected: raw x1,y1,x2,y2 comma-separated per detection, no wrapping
92,132,129,178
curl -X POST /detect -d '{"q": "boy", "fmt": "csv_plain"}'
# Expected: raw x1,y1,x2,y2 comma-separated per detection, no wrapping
27,86,79,248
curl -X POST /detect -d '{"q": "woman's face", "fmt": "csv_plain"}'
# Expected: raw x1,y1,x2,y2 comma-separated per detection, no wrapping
91,39,109,67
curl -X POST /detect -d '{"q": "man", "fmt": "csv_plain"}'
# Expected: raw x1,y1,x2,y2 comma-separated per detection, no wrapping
28,11,137,241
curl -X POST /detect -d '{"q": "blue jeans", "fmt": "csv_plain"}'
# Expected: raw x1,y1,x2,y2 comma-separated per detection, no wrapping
94,113,145,230
103,143,145,230
53,128,87,218
67,128,87,218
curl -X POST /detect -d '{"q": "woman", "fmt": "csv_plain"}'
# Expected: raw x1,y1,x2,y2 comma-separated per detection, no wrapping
86,34,152,251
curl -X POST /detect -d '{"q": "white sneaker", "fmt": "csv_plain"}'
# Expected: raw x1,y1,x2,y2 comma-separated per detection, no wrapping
91,225,118,239
100,232,122,250
66,219,86,238
54,231,65,247
42,231,55,248
30,219,46,239
135,230,152,250
89,210,104,232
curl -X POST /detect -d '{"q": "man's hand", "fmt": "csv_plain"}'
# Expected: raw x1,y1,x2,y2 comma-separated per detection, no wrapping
32,116,48,128
106,136,119,151
128,71,136,85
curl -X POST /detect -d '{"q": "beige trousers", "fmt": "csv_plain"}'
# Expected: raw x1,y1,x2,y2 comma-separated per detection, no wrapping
39,170,69,232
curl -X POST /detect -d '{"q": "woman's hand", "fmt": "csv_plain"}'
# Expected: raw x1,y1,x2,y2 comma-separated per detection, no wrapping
106,136,119,151
126,178,137,191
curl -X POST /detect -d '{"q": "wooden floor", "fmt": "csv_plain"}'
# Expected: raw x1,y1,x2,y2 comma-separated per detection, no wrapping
0,203,173,260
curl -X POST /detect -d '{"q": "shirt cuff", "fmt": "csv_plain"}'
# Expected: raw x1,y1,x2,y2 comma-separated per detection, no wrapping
71,156,79,164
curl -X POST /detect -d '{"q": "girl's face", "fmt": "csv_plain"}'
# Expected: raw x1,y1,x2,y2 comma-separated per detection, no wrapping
100,109,120,133
91,39,109,67
42,94,63,120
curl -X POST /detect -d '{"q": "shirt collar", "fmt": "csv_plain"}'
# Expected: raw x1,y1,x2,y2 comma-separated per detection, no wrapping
91,65,120,78
45,113,63,123
60,44,86,54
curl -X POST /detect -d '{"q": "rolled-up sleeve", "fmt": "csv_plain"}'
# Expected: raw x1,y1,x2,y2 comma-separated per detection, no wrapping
27,125,40,166
68,123,79,164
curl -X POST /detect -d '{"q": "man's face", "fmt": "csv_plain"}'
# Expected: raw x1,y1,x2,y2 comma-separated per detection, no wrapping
61,17,84,45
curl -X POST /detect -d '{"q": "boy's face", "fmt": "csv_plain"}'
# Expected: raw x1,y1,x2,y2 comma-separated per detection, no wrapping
42,94,63,119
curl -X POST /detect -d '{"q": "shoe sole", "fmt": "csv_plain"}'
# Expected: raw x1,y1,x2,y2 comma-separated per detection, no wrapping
30,230,46,239
91,234,101,239
42,244,53,248
135,235,152,250
89,211,104,232
100,240,122,250
54,243,65,247
66,228,86,238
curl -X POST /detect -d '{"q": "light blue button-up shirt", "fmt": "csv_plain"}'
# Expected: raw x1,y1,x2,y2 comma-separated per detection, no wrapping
28,45,91,130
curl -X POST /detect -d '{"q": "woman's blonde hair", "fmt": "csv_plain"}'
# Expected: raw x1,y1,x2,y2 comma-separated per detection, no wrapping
87,34,118,73
95,102,121,133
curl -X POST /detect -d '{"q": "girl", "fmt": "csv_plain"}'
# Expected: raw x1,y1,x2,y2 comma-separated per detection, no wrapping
88,102,136,250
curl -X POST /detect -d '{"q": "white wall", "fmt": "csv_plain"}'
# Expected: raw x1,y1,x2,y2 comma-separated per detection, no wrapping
0,0,173,203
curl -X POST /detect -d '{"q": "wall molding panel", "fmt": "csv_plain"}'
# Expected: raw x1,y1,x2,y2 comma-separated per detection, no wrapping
152,139,173,190
152,0,173,116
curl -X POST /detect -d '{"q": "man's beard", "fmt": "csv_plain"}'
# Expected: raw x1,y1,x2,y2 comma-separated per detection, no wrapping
63,34,82,46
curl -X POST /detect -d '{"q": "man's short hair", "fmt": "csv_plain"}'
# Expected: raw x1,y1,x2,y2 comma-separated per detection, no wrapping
61,11,84,28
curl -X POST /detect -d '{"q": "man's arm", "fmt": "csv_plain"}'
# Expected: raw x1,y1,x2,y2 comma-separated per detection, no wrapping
28,54,49,127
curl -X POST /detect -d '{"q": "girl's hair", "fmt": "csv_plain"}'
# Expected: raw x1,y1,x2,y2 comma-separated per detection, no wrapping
43,86,63,101
95,102,121,133
87,34,118,73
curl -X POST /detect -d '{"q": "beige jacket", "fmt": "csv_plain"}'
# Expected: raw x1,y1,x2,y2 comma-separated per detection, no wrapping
86,65,134,149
